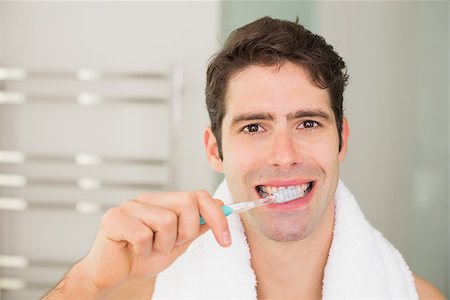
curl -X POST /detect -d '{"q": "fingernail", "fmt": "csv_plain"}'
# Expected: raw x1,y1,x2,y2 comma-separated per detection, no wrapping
222,231,231,246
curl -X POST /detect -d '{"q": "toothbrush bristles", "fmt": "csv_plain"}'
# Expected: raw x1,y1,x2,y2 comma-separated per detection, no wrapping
273,186,303,203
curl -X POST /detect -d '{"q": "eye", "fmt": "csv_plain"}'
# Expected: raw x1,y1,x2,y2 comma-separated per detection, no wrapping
298,120,319,130
243,124,263,133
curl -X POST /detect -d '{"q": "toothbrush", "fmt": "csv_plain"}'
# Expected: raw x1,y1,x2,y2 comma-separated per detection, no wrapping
200,186,304,225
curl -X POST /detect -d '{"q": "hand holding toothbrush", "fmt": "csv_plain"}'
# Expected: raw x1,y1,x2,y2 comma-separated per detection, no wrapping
43,190,230,299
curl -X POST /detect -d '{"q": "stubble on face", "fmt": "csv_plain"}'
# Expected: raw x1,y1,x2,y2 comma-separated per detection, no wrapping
219,63,342,243
241,163,338,242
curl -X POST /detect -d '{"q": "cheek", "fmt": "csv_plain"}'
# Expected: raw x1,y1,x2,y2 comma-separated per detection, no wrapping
221,136,264,199
222,138,258,174
221,134,267,190
301,135,340,170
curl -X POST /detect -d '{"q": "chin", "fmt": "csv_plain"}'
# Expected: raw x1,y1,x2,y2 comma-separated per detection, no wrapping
245,209,317,242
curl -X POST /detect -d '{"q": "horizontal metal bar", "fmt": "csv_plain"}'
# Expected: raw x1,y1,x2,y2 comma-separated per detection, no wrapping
0,197,28,210
0,255,28,268
0,255,72,269
0,91,169,105
0,197,112,213
76,93,168,105
0,174,167,190
0,150,168,166
0,67,168,81
0,91,26,104
0,151,25,163
0,68,27,81
0,277,52,291
0,278,26,290
0,174,26,187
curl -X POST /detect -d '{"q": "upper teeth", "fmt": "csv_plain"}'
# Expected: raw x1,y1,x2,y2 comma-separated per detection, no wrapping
260,183,310,196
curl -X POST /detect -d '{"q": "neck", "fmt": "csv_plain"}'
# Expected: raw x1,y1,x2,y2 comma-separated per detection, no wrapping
242,200,335,300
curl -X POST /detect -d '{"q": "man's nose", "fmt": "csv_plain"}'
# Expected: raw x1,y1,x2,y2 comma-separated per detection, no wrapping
267,130,302,167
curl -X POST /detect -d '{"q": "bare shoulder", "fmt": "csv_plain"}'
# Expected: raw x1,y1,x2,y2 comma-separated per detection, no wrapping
413,273,447,300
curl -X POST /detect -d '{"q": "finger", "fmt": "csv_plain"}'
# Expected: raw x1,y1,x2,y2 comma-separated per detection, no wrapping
195,191,231,247
173,196,201,246
120,201,178,254
135,192,201,246
100,207,154,256
214,198,225,206
134,191,231,247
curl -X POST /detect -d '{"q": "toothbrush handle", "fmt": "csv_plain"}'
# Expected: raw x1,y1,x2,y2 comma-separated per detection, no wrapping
199,196,275,224
199,205,233,225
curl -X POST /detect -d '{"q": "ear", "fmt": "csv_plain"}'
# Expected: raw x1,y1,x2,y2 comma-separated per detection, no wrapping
204,127,224,172
338,117,350,162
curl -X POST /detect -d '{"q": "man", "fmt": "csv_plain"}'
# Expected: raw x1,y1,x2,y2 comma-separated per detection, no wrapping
44,17,444,299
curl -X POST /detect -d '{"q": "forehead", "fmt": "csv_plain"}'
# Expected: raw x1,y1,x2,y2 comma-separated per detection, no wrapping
224,62,332,120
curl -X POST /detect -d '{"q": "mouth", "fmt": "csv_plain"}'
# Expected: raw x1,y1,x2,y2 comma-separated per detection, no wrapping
256,182,314,200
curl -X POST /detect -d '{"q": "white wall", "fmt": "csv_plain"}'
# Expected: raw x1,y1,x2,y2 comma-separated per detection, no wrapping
0,2,221,299
316,1,448,295
0,3,2,63
0,1,220,192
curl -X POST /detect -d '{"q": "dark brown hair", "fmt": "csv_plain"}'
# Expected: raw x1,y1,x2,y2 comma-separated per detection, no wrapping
206,16,348,159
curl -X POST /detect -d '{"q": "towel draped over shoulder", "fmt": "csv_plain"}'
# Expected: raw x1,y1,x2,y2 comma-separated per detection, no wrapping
154,180,418,300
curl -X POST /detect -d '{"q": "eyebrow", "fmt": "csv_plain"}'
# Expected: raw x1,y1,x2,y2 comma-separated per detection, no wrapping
230,109,332,126
231,112,274,126
287,109,332,121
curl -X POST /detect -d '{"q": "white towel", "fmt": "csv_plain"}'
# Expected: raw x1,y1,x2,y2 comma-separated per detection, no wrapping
153,179,418,300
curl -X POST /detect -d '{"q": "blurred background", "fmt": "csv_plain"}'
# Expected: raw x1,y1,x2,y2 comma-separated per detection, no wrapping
0,1,448,299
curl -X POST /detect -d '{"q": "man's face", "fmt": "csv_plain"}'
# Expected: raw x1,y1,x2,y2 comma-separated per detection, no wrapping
205,62,348,242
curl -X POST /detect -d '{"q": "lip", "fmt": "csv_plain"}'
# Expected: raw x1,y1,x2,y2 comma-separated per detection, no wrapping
254,179,316,212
